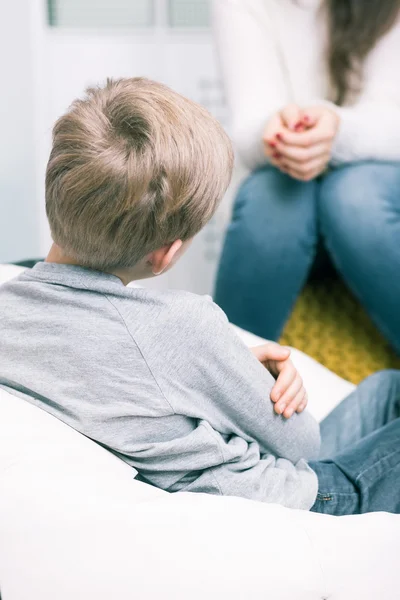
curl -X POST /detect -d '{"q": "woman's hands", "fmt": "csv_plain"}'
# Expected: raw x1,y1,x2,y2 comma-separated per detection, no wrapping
263,105,340,181
250,342,307,418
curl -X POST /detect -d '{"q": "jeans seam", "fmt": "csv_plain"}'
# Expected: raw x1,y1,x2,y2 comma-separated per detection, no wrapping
354,447,400,483
317,491,356,499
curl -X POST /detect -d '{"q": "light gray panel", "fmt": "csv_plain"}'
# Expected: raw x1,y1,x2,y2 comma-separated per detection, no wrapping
0,0,40,262
168,0,210,28
50,0,154,28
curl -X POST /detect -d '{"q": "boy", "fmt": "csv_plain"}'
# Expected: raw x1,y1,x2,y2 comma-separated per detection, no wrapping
1,78,399,514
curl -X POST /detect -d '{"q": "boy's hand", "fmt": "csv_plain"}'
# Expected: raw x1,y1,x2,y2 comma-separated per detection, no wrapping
250,343,307,418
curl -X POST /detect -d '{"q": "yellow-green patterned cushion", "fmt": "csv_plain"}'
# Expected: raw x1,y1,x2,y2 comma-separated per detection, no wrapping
280,279,400,384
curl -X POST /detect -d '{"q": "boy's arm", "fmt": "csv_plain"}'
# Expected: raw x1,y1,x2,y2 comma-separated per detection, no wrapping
152,295,321,465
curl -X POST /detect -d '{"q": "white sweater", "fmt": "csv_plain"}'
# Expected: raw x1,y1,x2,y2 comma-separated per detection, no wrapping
213,0,400,169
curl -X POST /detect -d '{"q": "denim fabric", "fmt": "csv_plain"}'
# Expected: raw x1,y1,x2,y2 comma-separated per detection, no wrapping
310,370,400,515
214,162,400,352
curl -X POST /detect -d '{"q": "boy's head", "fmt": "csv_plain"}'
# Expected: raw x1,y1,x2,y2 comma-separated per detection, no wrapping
45,77,233,277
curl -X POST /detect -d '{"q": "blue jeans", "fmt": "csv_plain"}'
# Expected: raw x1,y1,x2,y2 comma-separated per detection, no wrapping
310,370,400,515
214,162,400,352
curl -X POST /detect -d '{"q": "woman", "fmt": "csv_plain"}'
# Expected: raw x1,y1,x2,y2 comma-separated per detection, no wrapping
213,0,400,352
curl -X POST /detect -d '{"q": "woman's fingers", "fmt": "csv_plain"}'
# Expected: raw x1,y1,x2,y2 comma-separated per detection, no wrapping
280,127,332,148
280,104,303,131
273,141,329,163
263,105,307,158
279,155,330,180
263,113,284,156
281,163,328,182
271,151,329,181
279,109,339,147
263,105,337,170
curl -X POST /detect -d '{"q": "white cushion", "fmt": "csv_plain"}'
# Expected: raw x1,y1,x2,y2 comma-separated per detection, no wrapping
0,263,398,600
0,263,25,285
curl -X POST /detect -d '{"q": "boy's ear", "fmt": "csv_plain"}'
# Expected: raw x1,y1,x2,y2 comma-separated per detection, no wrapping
149,240,183,275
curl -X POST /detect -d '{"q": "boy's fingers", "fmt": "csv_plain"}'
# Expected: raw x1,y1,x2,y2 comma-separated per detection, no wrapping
264,344,291,361
296,392,308,413
251,343,290,364
284,388,307,418
271,361,297,403
274,373,303,414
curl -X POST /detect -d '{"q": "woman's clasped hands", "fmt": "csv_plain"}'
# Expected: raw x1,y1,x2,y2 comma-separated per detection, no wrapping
263,104,340,181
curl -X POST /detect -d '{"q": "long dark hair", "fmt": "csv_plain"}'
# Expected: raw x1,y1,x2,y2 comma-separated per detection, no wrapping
325,0,400,104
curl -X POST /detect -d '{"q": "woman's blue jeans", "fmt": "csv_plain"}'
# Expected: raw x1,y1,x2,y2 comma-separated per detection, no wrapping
214,162,400,352
310,370,400,515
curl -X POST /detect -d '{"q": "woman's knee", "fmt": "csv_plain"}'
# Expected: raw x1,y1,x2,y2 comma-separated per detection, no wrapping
319,161,400,237
231,166,317,242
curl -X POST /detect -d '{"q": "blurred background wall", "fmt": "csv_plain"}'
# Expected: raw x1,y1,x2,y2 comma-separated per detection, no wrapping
0,0,242,293
0,0,44,263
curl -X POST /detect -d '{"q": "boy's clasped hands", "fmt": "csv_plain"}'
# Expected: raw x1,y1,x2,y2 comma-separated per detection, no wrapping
263,104,340,181
250,343,307,419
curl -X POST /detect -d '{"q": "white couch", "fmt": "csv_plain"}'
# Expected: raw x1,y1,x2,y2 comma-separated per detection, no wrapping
1,264,399,600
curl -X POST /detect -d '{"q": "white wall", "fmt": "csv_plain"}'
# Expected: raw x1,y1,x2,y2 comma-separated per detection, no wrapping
0,0,46,262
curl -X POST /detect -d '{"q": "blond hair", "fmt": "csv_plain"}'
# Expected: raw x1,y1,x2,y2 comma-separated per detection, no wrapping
46,77,233,270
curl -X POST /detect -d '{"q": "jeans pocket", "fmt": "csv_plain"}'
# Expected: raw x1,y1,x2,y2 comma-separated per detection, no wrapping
311,491,359,515
316,492,333,502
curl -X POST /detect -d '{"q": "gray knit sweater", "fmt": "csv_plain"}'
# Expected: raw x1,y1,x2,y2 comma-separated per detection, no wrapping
0,262,320,509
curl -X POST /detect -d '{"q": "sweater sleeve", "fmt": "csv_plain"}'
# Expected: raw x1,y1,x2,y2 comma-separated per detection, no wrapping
329,21,400,164
212,0,291,170
157,295,321,464
131,291,320,509
159,295,321,509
